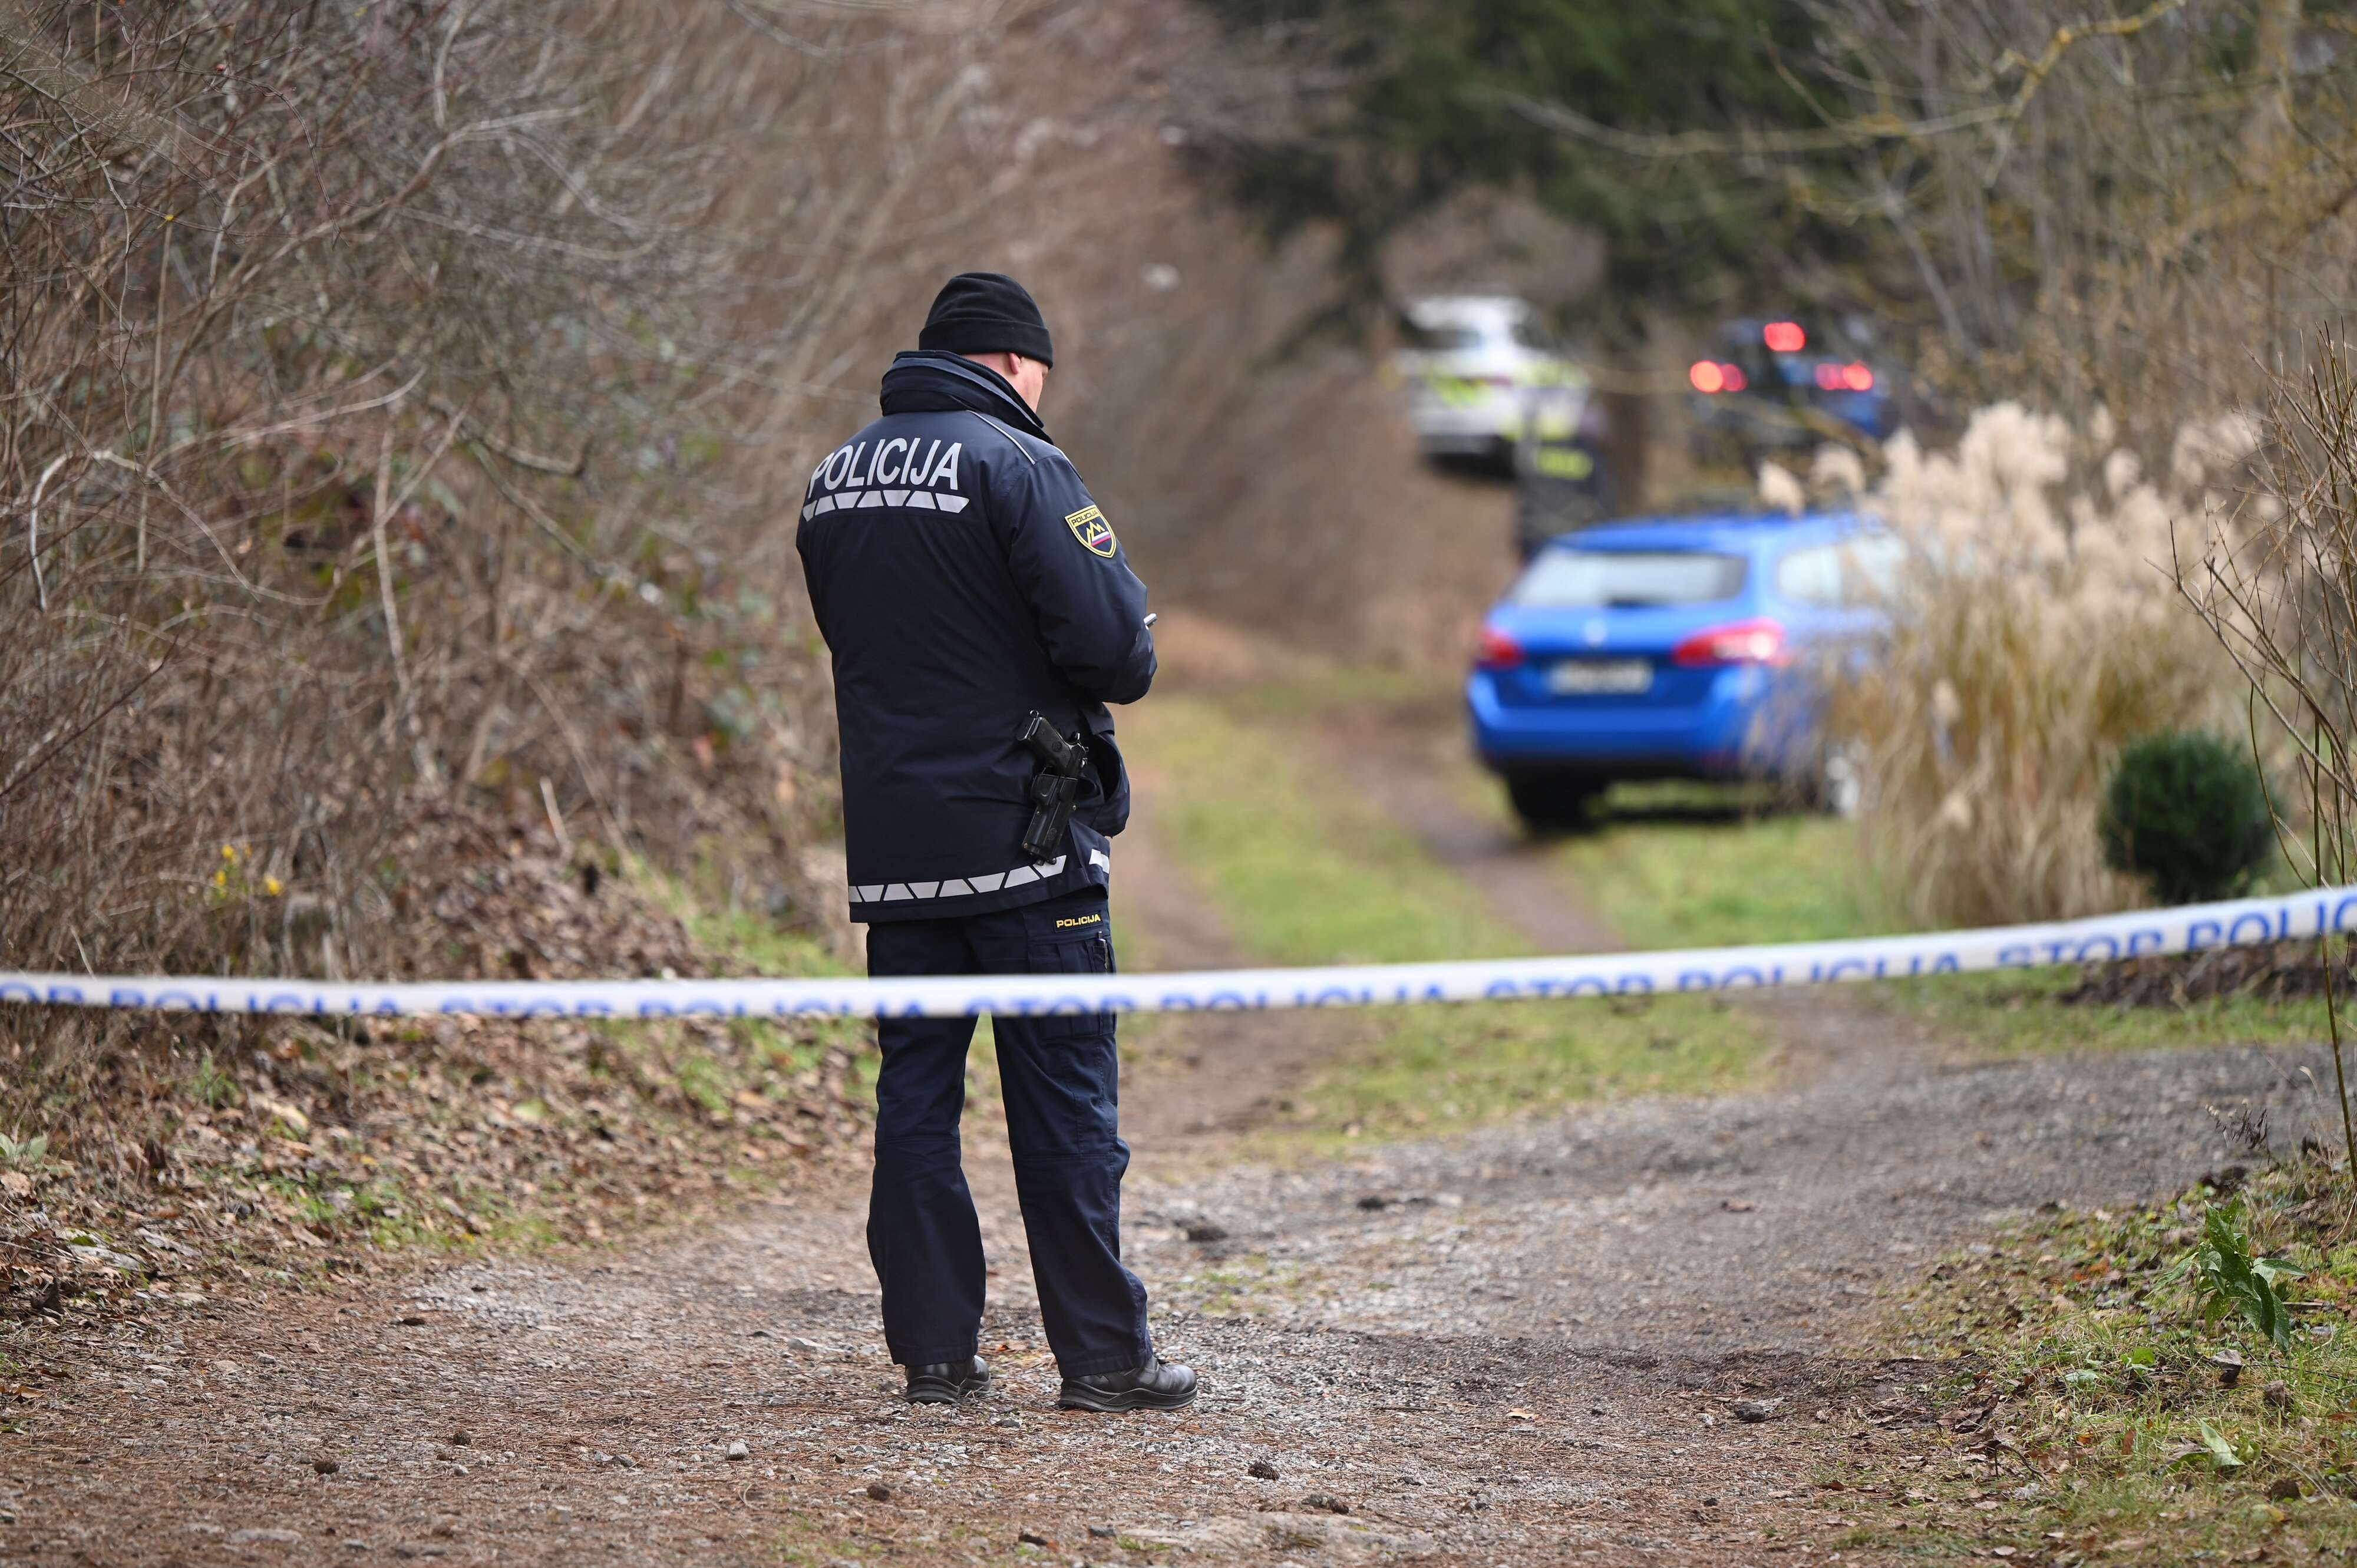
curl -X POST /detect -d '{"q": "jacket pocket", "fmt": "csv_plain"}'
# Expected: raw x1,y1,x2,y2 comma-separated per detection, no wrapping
1026,930,1113,1041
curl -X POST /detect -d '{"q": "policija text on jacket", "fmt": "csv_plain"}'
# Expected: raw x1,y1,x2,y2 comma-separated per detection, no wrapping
798,349,1151,917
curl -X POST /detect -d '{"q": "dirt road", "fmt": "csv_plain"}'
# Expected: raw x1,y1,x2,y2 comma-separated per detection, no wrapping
5,729,2327,1567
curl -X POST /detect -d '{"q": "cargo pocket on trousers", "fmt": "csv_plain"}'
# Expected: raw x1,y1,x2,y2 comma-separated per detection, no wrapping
1029,932,1113,1042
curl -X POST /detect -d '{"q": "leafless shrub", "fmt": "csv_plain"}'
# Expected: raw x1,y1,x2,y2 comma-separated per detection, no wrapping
0,0,764,962
2177,335,2357,1177
1801,0,2357,451
2181,343,2357,885
0,1,861,1157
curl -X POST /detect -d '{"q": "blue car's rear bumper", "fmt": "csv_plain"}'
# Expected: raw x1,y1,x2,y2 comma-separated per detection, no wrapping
1467,667,1788,779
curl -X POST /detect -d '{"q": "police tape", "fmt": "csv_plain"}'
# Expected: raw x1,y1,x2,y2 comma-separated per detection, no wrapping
3,886,2353,1022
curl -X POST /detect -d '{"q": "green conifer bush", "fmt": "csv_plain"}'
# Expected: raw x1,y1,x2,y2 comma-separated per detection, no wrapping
2098,733,2274,906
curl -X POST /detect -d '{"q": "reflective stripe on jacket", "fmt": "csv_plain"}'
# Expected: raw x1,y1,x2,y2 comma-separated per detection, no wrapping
797,352,1156,922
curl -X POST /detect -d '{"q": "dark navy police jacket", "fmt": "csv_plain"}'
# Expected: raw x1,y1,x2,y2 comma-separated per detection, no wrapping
797,352,1156,923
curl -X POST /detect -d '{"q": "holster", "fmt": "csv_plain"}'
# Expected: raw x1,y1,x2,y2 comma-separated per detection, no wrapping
1021,769,1082,862
1017,712,1090,863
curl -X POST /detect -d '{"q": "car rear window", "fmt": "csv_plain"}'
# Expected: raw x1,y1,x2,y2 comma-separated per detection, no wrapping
1774,534,1906,606
1510,319,1559,352
1510,549,1748,609
1400,319,1483,351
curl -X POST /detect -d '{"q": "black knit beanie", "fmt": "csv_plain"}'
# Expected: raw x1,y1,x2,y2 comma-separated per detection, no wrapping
917,272,1054,366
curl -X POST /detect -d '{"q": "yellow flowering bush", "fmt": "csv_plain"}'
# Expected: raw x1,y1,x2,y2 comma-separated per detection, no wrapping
205,843,284,906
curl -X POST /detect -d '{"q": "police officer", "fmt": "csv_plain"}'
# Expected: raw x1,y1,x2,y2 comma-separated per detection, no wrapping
1513,381,1609,559
795,273,1196,1412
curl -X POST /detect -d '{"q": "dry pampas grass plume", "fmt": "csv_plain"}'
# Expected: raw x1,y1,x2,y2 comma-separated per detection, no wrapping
1757,461,1807,517
1816,403,2254,927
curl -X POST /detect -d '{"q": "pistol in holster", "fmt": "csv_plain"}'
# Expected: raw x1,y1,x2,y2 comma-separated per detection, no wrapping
1016,711,1090,863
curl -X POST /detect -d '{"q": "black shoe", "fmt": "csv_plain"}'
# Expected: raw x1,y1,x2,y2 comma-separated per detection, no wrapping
904,1354,990,1404
1057,1354,1198,1412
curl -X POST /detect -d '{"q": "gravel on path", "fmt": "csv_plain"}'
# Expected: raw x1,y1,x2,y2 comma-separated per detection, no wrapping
5,1036,2319,1567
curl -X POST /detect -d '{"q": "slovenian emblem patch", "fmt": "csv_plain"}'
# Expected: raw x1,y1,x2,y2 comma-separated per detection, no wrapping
1065,504,1117,557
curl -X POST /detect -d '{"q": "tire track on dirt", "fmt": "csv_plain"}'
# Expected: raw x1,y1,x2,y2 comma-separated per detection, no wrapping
1110,763,1351,1149
1302,698,1942,1090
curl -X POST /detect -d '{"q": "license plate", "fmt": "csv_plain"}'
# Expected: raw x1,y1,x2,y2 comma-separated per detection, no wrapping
1547,658,1653,695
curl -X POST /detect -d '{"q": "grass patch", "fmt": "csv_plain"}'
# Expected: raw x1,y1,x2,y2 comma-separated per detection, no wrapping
633,846,1025,1131
1535,787,1885,949
774,1510,882,1566
1273,990,1755,1144
188,1051,239,1109
1451,747,2339,1059
632,847,849,979
1141,696,1519,966
1847,1157,2357,1562
1202,662,1456,724
1172,1253,1319,1316
627,853,883,1102
1908,968,2342,1059
0,852,893,1337
1116,696,1765,1145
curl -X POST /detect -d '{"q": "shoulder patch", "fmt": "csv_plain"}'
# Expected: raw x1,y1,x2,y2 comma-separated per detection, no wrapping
1065,504,1117,557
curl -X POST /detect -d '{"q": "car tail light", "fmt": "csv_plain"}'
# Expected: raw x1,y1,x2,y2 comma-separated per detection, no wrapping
1842,362,1874,391
1763,321,1806,352
1688,361,1748,394
1671,618,1788,667
1475,625,1524,671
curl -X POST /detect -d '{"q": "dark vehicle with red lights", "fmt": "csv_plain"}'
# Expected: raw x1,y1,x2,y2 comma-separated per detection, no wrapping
1466,512,1898,830
1688,316,1900,465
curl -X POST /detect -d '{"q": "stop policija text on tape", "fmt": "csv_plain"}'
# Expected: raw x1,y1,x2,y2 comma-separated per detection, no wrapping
2,887,2351,1022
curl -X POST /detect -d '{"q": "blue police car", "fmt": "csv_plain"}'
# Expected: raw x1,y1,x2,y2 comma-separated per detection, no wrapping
1467,512,1898,830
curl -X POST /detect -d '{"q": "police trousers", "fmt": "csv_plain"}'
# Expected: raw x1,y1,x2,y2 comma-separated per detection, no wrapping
862,884,1153,1378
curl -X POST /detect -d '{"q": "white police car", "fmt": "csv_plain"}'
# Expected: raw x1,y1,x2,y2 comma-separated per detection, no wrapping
1394,296,1581,467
